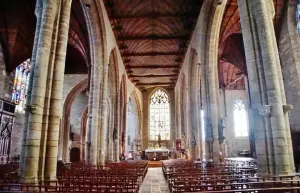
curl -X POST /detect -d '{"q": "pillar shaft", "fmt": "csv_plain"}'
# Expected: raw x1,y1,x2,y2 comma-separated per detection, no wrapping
205,1,227,163
21,0,58,183
19,0,42,176
99,63,109,165
238,0,295,175
189,53,201,160
200,64,208,161
45,0,72,181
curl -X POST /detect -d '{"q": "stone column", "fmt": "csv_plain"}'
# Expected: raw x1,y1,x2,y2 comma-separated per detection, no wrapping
86,64,94,164
238,0,295,175
205,1,227,163
45,0,72,181
99,64,109,165
89,64,101,165
189,53,201,160
200,63,209,161
20,0,58,184
38,0,62,180
19,0,42,176
114,94,120,161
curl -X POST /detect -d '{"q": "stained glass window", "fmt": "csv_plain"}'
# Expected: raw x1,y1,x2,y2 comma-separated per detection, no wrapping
11,59,31,113
149,89,170,140
233,99,248,137
297,1,300,33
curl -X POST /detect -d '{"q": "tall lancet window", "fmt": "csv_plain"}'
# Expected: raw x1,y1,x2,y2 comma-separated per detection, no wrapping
149,89,170,140
233,99,248,137
11,59,31,113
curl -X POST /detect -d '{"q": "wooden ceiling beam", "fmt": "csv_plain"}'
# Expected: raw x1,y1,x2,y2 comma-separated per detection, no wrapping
129,74,177,78
117,35,189,41
136,82,175,86
111,13,198,20
126,65,179,69
122,52,184,56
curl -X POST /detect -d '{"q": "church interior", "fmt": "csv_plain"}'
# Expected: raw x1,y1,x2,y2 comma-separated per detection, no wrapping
1,0,300,192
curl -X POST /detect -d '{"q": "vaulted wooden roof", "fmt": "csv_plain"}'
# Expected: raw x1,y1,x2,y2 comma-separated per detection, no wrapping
104,0,203,90
0,0,89,74
218,0,287,90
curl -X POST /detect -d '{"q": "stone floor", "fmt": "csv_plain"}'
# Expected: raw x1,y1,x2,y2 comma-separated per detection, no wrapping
140,168,170,193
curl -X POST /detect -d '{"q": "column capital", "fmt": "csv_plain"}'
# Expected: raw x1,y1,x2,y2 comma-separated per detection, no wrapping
283,104,293,113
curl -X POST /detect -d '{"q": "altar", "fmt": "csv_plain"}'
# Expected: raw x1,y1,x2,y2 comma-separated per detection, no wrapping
145,148,169,161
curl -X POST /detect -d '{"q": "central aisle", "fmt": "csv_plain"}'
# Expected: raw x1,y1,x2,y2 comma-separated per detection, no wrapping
140,168,170,193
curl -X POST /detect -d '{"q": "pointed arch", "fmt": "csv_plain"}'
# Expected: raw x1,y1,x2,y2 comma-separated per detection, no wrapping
148,87,171,141
129,90,142,139
60,78,88,162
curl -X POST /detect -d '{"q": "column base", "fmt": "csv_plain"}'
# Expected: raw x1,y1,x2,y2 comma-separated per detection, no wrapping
20,176,38,184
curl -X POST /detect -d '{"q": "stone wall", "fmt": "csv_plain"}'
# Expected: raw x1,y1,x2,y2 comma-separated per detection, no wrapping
69,92,88,149
9,74,88,159
219,89,250,157
278,1,300,164
278,3,300,133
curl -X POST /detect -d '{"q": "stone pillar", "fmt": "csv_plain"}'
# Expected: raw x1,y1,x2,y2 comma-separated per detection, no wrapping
19,0,42,176
189,52,201,160
200,63,208,161
114,95,120,162
20,0,58,184
86,62,94,163
89,64,101,165
38,0,61,180
205,1,226,163
99,64,109,165
238,0,295,175
45,0,72,181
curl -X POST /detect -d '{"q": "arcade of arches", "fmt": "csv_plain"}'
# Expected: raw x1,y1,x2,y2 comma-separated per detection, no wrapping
1,0,300,187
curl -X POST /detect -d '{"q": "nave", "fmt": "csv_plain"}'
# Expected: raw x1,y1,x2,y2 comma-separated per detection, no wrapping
1,0,300,192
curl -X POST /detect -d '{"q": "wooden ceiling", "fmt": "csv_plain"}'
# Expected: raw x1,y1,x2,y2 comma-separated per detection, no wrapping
218,0,287,90
0,0,89,74
104,0,203,90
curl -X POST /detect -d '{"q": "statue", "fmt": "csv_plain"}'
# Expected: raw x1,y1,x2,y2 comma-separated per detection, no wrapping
190,131,196,148
205,118,213,143
113,128,117,141
218,118,226,144
157,133,162,147
182,131,187,148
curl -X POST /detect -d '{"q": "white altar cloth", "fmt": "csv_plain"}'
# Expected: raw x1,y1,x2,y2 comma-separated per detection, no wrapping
145,148,169,153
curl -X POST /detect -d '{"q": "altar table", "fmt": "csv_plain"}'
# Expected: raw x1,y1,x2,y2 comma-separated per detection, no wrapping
145,148,169,161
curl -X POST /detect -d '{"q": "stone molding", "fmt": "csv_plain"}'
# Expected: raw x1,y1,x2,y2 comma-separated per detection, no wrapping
258,105,272,117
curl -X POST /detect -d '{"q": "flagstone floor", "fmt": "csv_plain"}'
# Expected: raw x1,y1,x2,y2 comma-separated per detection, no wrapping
140,168,170,193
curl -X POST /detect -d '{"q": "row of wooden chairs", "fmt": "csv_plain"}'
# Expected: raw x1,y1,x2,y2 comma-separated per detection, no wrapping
162,159,300,193
0,160,148,192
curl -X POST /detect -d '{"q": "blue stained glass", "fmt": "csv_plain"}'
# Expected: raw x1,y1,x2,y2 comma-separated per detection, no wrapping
11,59,31,113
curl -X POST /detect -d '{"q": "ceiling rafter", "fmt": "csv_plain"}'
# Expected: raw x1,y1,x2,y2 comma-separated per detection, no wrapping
136,82,175,86
117,35,189,41
122,51,184,57
125,65,179,69
112,13,199,20
129,74,177,78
